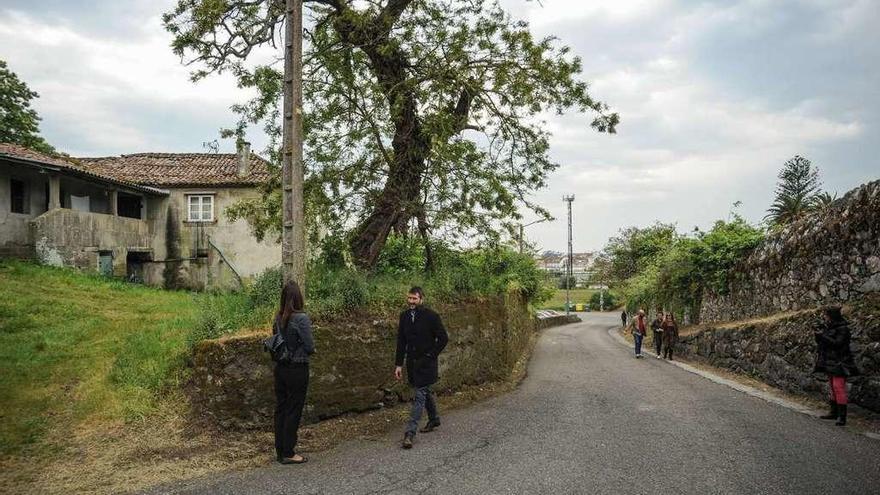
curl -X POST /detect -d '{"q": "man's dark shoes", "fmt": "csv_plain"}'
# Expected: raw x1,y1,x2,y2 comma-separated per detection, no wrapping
420,419,441,433
820,401,838,420
836,405,847,426
402,433,414,449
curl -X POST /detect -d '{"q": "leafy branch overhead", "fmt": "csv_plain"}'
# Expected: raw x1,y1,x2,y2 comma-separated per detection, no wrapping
164,0,618,268
0,59,55,154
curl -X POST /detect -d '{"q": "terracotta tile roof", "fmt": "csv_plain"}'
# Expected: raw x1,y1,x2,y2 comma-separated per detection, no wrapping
78,152,274,187
0,143,169,196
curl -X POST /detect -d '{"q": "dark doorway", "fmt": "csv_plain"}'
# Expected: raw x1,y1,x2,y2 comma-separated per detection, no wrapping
126,251,152,283
118,193,143,219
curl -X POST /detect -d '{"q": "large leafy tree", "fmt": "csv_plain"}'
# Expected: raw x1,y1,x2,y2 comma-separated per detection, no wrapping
765,155,822,226
0,60,55,154
164,0,617,269
600,223,677,284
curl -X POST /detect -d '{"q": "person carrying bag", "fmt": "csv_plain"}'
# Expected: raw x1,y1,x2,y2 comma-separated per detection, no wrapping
267,281,315,464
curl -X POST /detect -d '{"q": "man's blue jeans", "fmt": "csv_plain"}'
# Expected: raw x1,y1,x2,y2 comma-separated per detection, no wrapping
634,333,644,356
406,386,439,435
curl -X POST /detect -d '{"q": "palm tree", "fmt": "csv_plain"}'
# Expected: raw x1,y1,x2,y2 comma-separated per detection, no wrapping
765,155,822,225
813,191,838,211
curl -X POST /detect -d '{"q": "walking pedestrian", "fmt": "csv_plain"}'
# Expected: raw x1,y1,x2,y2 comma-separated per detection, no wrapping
632,309,647,358
651,310,664,358
662,312,678,360
621,310,628,328
272,281,315,465
394,286,449,449
814,306,860,426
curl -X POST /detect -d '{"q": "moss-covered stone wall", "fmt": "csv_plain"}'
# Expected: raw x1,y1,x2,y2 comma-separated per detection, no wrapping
700,180,880,324
188,294,543,430
677,295,880,412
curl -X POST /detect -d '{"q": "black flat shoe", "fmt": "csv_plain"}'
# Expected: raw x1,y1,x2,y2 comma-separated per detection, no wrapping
420,420,441,433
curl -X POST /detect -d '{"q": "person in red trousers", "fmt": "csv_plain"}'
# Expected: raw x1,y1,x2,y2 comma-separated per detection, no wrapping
814,306,859,426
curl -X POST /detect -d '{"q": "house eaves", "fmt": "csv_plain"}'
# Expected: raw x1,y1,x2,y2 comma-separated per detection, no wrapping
0,152,170,197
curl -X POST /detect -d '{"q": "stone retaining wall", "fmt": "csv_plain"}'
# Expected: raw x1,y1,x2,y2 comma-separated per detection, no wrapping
189,294,572,430
699,180,880,324
677,296,880,412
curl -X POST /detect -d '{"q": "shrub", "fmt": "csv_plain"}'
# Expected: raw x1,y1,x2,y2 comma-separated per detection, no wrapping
248,265,282,309
589,290,618,310
191,244,553,342
612,216,764,320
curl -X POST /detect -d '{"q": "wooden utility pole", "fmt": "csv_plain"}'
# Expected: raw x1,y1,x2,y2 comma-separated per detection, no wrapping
282,0,306,286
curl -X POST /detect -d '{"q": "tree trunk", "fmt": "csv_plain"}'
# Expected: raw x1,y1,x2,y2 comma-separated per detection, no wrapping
349,144,426,268
348,50,428,268
417,208,433,273
334,4,430,269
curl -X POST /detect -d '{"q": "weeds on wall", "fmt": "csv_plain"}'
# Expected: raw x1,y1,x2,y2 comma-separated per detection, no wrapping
191,236,553,343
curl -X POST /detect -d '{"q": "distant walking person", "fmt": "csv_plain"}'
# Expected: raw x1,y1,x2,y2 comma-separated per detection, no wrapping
662,312,678,360
271,281,315,465
621,310,628,328
651,311,664,358
394,287,449,449
632,309,647,358
815,306,859,426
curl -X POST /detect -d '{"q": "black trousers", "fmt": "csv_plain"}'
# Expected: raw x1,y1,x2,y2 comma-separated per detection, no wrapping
274,363,309,458
653,330,663,355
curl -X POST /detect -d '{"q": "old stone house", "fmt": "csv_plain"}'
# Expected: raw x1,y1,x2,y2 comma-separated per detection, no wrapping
0,142,280,290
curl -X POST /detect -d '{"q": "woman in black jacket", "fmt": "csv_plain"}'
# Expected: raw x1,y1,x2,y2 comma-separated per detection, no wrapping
814,306,859,426
273,281,315,464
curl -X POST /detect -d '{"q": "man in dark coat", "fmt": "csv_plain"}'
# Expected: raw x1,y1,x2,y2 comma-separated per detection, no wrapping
394,286,449,449
814,306,859,426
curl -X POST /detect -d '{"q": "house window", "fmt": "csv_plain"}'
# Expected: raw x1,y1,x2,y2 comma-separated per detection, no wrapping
10,179,29,214
187,195,214,222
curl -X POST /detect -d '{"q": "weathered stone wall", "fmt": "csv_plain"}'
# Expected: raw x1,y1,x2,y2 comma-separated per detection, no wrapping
700,180,880,324
0,163,48,259
677,296,880,412
188,294,557,430
29,208,153,276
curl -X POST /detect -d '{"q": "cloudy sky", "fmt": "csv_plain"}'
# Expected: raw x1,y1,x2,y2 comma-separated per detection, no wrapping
1,0,877,252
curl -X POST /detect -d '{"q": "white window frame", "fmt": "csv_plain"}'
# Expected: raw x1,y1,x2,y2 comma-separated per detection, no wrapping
186,194,215,222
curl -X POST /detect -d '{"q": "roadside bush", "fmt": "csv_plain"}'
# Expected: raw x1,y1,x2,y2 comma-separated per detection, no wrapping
248,265,282,309
557,275,576,289
589,290,619,310
375,235,426,274
612,216,764,320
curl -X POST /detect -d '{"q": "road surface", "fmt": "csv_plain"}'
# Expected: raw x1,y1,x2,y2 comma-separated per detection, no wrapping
147,312,880,494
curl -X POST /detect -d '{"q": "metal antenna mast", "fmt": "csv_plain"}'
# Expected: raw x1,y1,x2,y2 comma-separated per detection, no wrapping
563,195,575,315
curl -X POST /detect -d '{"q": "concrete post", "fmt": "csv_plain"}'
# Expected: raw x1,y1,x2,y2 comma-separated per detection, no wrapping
110,190,118,216
49,175,61,209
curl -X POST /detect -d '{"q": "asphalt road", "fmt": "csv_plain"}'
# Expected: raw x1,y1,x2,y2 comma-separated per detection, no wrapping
148,313,880,495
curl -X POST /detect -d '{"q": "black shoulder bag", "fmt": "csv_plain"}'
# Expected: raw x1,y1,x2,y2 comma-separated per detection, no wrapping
264,318,299,364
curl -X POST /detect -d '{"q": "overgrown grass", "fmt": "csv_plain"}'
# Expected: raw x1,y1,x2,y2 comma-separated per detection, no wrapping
540,288,596,310
0,243,556,455
191,243,556,343
0,260,202,456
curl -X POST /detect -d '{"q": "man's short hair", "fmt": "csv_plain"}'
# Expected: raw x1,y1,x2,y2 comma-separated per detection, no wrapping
408,286,425,299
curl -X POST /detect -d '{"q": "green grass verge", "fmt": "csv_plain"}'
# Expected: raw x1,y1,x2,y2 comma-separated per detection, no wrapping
541,289,596,309
0,260,203,456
